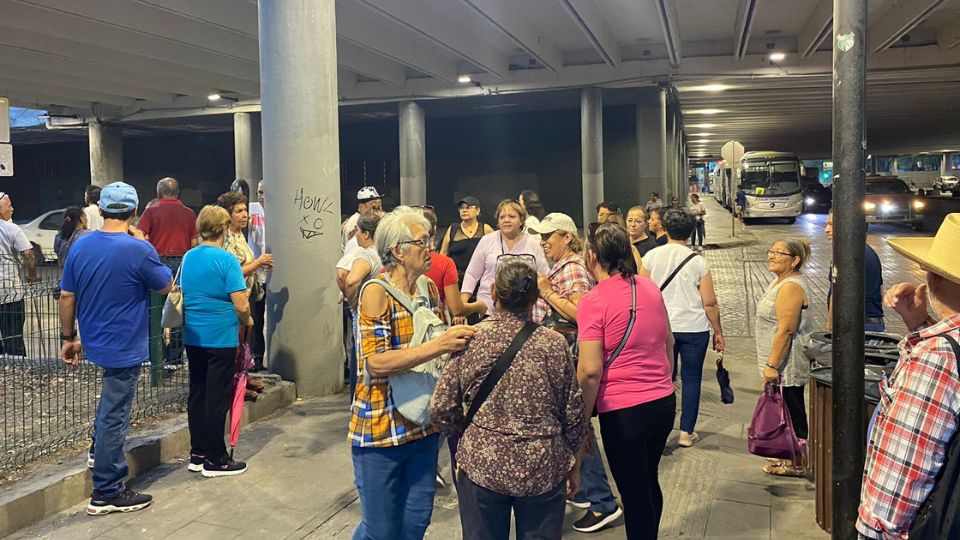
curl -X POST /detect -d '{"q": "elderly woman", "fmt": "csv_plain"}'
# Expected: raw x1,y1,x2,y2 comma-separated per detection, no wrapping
180,205,252,477
420,207,487,318
626,206,659,257
756,239,813,477
578,223,676,539
641,208,725,448
461,199,549,321
351,206,477,540
430,258,587,540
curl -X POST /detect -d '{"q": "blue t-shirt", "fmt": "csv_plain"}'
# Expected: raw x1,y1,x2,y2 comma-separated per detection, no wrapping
60,231,173,368
828,244,884,319
180,245,247,348
735,190,747,207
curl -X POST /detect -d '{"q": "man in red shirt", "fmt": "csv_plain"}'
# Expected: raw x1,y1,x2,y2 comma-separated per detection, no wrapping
137,177,198,257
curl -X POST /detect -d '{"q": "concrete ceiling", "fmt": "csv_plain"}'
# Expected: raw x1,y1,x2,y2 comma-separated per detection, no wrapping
2,0,960,158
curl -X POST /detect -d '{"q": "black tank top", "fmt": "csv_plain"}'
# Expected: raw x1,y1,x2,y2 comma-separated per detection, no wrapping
447,222,486,289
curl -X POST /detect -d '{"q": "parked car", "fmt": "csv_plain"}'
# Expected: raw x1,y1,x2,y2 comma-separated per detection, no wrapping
802,183,832,213
18,208,65,263
863,177,924,230
933,175,958,193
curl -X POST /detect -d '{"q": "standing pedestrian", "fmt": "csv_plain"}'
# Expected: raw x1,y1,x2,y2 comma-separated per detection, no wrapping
735,185,747,224
647,207,669,246
83,185,104,232
419,207,487,318
59,182,173,515
342,186,382,250
440,196,493,324
248,180,267,371
519,190,546,233
0,192,39,357
688,194,706,249
54,206,91,267
825,212,885,332
626,206,659,257
645,193,663,216
596,202,620,224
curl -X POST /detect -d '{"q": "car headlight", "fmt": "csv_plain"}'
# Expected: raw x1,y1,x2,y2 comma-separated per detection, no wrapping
913,200,925,210
805,197,815,205
864,201,876,211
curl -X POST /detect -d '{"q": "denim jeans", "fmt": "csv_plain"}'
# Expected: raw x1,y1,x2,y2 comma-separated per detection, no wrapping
352,434,440,540
457,472,565,540
92,365,141,498
673,331,710,433
690,220,706,247
571,432,618,514
864,320,886,333
344,305,358,402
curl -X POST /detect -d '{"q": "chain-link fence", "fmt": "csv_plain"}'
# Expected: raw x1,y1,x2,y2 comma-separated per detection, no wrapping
0,256,189,473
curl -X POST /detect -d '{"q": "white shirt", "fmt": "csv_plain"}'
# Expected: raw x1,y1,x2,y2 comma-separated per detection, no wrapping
248,201,265,259
641,243,710,332
0,220,32,303
336,245,381,278
341,213,360,250
688,202,706,221
84,204,104,231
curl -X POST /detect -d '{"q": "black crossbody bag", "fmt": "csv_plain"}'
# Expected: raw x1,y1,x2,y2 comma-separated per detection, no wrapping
462,322,539,429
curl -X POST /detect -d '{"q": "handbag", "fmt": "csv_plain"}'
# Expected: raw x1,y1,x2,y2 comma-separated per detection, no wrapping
161,257,185,329
461,322,539,430
716,353,734,404
659,252,698,292
747,382,807,465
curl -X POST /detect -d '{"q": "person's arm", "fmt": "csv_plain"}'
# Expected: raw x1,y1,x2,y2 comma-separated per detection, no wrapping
19,248,38,283
58,290,83,366
444,282,486,316
884,282,936,331
699,270,725,352
427,351,466,436
483,224,494,234
230,290,253,326
559,338,588,497
577,340,603,418
760,282,805,383
459,236,488,305
344,258,373,308
827,296,833,332
439,226,452,256
137,209,152,239
336,268,349,294
240,254,273,277
631,245,643,273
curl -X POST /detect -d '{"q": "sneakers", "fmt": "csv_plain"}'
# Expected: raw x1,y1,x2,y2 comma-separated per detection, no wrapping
187,453,205,473
87,441,95,469
573,507,623,533
201,456,247,478
678,431,700,447
435,474,447,488
566,499,591,510
86,488,153,516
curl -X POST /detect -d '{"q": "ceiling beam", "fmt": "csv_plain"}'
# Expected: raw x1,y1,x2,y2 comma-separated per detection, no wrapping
0,62,175,103
353,0,509,77
653,0,682,68
558,0,620,67
0,76,135,107
798,0,832,59
337,40,408,86
4,90,95,111
936,12,960,49
458,0,564,72
733,0,760,60
867,0,948,54
134,0,258,37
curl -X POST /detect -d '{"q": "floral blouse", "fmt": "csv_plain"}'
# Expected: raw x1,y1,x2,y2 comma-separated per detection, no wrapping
223,230,255,291
429,312,588,497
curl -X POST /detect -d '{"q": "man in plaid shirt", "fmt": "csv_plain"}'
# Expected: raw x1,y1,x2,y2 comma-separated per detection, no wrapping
858,214,960,538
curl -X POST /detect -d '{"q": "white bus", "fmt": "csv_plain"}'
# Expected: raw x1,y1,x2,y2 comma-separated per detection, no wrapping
740,151,804,223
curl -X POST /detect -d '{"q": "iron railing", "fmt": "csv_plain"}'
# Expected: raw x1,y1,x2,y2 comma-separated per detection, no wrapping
0,255,188,473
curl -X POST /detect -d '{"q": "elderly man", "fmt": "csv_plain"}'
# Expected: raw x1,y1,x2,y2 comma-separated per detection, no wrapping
0,192,38,356
858,213,960,538
137,177,198,258
342,186,382,250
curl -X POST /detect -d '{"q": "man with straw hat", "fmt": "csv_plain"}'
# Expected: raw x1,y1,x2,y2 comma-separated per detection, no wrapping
858,214,960,538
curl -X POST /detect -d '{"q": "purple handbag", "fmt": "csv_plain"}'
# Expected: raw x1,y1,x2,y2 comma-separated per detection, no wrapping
747,383,807,465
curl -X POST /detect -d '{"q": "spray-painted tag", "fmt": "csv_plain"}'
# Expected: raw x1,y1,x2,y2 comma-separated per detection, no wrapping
837,33,856,52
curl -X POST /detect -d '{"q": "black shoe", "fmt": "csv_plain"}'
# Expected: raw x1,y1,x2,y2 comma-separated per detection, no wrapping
187,452,205,473
201,456,247,478
573,507,623,533
86,488,153,516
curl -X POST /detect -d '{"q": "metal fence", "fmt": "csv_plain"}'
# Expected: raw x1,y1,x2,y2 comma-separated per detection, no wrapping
0,255,189,473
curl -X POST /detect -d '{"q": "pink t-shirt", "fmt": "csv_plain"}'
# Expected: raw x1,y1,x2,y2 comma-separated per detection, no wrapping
577,274,674,413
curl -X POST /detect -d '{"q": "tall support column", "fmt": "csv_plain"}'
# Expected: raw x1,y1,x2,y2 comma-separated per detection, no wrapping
831,0,867,536
942,152,952,176
581,88,604,228
88,122,123,187
891,157,899,175
399,101,426,205
259,0,342,397
234,112,263,183
870,154,878,175
660,88,669,201
636,88,665,202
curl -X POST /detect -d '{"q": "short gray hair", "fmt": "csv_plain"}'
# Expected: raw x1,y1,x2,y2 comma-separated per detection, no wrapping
375,206,431,269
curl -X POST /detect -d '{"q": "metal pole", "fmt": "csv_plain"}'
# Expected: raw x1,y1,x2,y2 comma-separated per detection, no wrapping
660,88,669,201
831,0,867,536
399,101,427,205
580,88,604,229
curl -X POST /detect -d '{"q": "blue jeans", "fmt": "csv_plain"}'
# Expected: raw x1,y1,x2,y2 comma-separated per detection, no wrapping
673,331,710,433
344,305,358,402
572,433,618,514
352,434,440,540
92,365,141,498
864,320,886,333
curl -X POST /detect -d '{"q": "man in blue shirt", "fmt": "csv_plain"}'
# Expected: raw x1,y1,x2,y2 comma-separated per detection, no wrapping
735,185,747,224
59,182,173,516
825,212,885,332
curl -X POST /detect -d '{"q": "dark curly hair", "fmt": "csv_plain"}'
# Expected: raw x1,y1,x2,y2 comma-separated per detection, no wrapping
662,207,696,241
587,222,636,278
216,190,248,215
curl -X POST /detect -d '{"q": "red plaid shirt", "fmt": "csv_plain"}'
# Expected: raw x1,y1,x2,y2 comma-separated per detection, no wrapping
532,252,593,323
857,313,960,539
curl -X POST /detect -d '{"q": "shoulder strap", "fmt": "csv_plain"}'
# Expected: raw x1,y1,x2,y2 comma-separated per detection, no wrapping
464,322,539,427
660,252,698,292
605,276,637,369
362,278,418,315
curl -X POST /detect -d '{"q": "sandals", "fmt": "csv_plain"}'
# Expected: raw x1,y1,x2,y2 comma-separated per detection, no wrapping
246,379,266,393
244,389,259,402
762,462,806,477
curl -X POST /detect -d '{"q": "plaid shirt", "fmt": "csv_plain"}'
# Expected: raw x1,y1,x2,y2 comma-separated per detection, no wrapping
532,252,593,323
857,313,960,539
348,272,444,448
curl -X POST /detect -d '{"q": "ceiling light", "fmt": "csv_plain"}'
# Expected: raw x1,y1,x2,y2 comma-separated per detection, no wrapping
458,75,472,84
688,109,726,115
688,123,717,129
207,93,222,101
679,83,731,93
768,52,786,62
690,133,713,137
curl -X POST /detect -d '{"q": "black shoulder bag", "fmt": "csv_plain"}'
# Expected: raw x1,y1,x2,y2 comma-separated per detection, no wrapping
910,333,960,539
462,322,539,429
659,252,698,292
605,276,637,369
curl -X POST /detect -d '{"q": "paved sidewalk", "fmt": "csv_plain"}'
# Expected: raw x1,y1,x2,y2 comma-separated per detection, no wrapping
697,195,756,249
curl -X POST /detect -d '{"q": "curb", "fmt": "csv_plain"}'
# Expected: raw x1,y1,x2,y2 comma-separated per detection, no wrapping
705,236,759,250
0,379,297,537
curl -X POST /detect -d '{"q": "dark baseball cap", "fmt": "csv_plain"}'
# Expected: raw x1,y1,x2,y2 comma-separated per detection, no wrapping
458,196,480,207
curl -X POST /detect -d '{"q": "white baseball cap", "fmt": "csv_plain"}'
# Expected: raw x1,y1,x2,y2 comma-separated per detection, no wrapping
357,186,382,202
528,213,578,235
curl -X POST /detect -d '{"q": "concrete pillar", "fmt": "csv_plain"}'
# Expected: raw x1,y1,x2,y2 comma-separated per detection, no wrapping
636,88,665,202
665,112,677,202
88,122,123,187
399,101,426,205
870,154,878,175
891,158,899,175
258,0,342,397
580,88,603,228
234,112,263,183
942,152,952,176
659,88,669,201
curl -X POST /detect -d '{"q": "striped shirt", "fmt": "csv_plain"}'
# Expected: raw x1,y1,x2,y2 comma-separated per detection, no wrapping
347,272,444,448
857,313,960,538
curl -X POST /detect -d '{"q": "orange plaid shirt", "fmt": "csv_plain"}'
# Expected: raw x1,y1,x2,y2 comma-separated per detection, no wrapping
348,273,444,447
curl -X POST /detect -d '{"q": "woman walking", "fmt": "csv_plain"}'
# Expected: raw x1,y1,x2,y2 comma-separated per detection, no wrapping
688,194,706,249
756,239,813,477
578,222,676,539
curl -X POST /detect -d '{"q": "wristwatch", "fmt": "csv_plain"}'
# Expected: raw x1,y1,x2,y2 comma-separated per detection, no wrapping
60,331,77,342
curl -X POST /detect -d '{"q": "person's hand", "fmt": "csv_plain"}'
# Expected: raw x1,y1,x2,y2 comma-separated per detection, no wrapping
452,316,467,326
537,274,553,298
885,282,930,330
762,365,779,385
127,226,146,240
581,428,596,458
713,333,725,353
257,254,274,269
436,325,477,354
26,275,40,284
61,340,83,366
565,465,581,498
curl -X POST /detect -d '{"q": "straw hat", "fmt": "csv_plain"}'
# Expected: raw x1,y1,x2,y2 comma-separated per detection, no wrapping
887,213,960,285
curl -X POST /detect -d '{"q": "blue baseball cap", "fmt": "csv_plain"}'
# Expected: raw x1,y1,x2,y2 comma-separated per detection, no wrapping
98,182,139,214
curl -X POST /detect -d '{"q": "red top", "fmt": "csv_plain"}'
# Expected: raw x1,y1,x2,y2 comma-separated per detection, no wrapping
427,252,458,306
137,199,198,257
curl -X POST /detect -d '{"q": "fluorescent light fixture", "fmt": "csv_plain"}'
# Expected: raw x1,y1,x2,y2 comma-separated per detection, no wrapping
688,109,726,115
769,52,786,62
207,93,222,101
678,83,731,93
688,123,717,129
690,133,713,137
458,75,472,84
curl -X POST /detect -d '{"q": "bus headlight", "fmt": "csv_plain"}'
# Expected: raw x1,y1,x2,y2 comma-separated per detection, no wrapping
805,197,815,206
863,201,876,211
913,200,926,210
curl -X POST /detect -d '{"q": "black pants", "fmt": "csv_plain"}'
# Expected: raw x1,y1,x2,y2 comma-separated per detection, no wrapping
0,300,26,357
457,472,565,540
782,385,808,440
599,394,676,540
185,345,237,460
251,295,266,369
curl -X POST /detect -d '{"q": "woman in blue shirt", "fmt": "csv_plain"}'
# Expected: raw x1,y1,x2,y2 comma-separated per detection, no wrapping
181,205,252,478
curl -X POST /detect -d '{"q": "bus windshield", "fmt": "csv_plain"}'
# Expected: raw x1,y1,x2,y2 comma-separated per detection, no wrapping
741,160,801,195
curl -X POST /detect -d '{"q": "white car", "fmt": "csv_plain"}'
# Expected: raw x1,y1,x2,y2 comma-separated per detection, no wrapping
935,175,958,192
18,208,65,262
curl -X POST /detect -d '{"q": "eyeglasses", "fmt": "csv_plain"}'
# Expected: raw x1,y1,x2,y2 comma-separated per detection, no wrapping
398,237,433,249
411,204,435,213
458,204,478,211
496,253,536,269
767,250,794,258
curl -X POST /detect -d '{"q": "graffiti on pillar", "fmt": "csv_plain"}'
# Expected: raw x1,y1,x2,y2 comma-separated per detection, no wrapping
293,187,335,240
